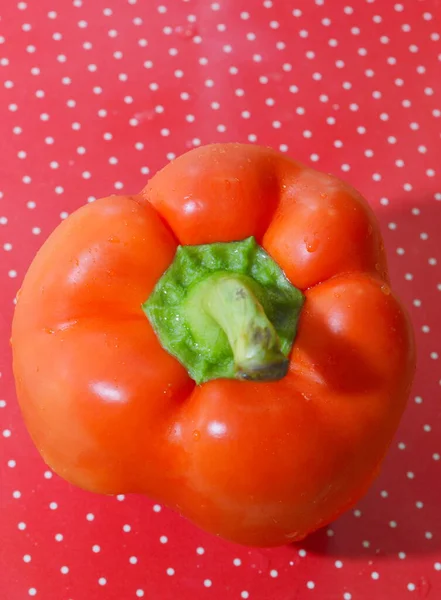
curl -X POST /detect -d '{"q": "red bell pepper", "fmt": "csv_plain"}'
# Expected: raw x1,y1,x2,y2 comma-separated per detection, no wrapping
12,143,415,547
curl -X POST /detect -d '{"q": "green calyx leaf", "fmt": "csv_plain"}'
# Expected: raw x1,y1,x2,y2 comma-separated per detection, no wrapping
143,237,304,385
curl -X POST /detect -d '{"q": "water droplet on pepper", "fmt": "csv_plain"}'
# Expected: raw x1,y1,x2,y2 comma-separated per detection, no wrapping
304,234,319,253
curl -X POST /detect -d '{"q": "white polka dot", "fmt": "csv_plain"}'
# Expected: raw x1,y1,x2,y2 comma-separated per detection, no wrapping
136,591,144,598
270,569,278,578
307,581,315,589
98,577,107,586
28,589,37,597
129,556,138,564
18,522,26,530
196,546,204,554
233,558,242,566
86,513,95,521
371,572,380,580
55,533,63,541
166,568,175,576
204,579,212,587
335,560,343,568
92,545,101,552
241,593,249,599
61,566,69,574
123,524,131,532
389,521,398,528
23,554,32,563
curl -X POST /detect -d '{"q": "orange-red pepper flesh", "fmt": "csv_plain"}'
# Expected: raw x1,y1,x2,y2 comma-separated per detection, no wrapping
12,143,415,547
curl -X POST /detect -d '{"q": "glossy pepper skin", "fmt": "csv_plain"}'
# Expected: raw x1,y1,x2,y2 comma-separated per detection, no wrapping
11,143,415,547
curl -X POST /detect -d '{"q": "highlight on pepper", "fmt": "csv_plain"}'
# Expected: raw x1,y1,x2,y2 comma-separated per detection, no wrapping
11,143,416,547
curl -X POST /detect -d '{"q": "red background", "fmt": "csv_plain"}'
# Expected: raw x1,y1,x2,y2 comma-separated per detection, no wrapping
1,1,440,599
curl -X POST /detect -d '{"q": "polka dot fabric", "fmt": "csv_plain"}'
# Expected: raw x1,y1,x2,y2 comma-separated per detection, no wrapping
0,0,440,598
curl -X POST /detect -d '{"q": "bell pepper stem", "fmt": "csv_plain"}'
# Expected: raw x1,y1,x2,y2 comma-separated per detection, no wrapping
196,274,289,382
144,237,304,384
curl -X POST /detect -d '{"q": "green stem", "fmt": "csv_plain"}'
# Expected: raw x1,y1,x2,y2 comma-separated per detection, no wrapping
143,237,304,385
197,274,289,382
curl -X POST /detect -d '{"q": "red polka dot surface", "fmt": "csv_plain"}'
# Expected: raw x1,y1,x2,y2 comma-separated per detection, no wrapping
0,1,440,599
